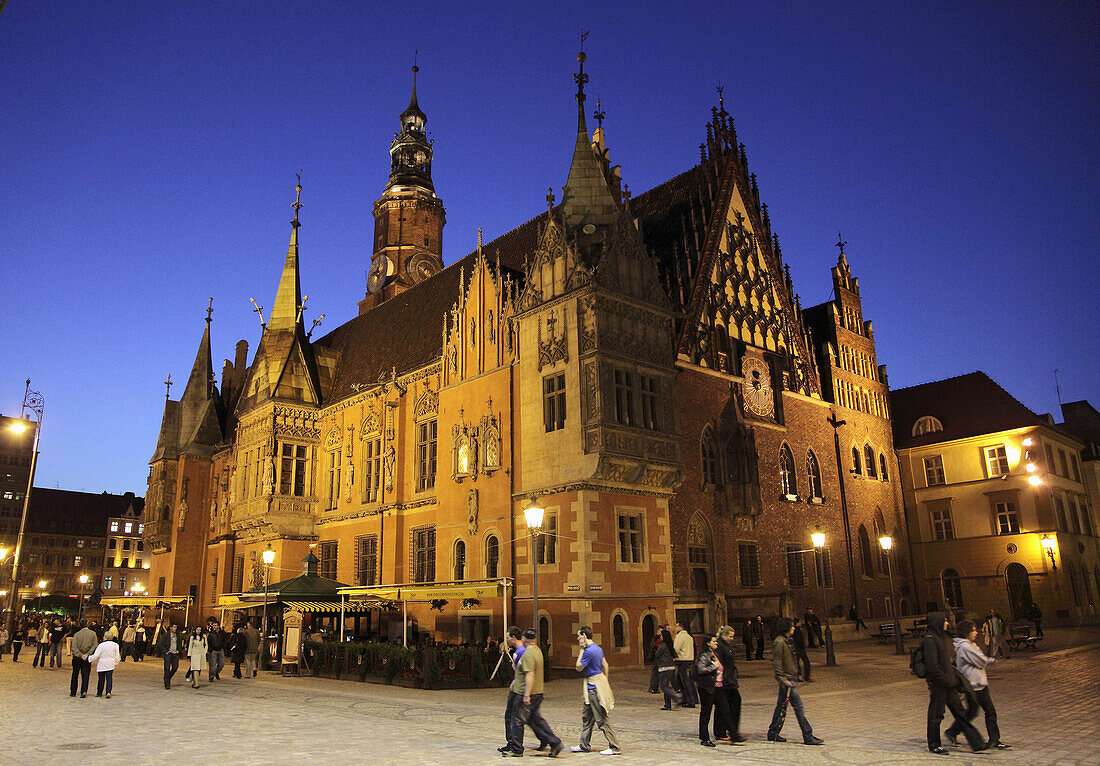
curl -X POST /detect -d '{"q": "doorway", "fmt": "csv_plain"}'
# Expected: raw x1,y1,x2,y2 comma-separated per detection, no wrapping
641,614,657,663
1005,563,1032,619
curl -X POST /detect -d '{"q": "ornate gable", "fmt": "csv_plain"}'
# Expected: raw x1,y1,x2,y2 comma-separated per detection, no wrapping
442,241,518,387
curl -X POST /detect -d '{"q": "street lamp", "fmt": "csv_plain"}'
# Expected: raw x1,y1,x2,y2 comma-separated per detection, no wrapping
78,574,89,620
4,380,44,637
811,528,837,666
261,544,275,670
1040,534,1057,570
523,499,545,639
36,579,48,613
878,535,905,656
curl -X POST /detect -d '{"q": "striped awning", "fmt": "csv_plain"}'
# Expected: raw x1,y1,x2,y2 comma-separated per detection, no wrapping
338,578,512,603
100,596,190,607
217,599,264,611
282,601,373,614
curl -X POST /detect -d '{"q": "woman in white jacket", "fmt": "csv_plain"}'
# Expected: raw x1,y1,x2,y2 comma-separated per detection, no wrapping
87,636,122,698
186,627,208,689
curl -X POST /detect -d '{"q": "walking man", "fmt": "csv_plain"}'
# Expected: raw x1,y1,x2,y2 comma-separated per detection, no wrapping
946,620,1011,750
243,619,261,678
206,619,227,681
983,610,1010,659
69,619,98,698
503,628,562,757
572,626,621,756
157,621,181,690
673,621,697,708
766,618,824,746
848,605,868,631
497,627,548,754
791,618,811,682
922,611,986,755
752,616,766,660
120,621,136,662
48,618,66,668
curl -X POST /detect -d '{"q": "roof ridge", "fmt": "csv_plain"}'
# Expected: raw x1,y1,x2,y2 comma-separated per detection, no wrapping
889,370,988,394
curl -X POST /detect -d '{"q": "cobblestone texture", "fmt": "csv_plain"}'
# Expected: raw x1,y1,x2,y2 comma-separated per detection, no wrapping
1,626,1097,765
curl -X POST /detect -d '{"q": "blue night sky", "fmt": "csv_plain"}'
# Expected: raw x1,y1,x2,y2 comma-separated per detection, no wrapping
1,2,1096,495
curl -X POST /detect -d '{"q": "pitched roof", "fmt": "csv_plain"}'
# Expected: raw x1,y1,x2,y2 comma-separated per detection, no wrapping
889,371,1046,449
26,489,145,537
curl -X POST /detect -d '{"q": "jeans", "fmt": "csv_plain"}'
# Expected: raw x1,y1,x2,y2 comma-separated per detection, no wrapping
208,649,225,680
49,641,63,667
658,668,679,708
754,637,764,660
712,686,741,739
70,657,91,696
508,693,561,753
163,652,180,689
768,682,814,741
33,642,48,667
927,684,983,750
120,642,133,661
11,641,22,661
675,661,698,705
245,651,259,677
96,669,114,696
946,686,1000,744
503,690,547,749
579,685,620,751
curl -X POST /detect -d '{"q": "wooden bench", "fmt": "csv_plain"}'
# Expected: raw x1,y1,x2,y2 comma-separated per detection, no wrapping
907,619,927,637
1007,624,1043,651
871,622,897,643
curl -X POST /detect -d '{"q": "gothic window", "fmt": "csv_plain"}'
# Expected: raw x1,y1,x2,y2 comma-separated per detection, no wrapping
738,542,760,588
543,374,566,432
318,541,338,580
614,369,635,426
806,450,823,500
485,534,500,579
279,443,308,496
362,437,382,503
416,420,437,492
612,613,626,648
687,517,712,592
640,375,660,431
858,525,874,577
701,427,720,487
779,444,797,497
536,513,557,565
851,446,862,475
879,453,890,481
451,423,477,479
864,445,877,478
617,512,644,564
941,568,964,609
356,535,378,586
453,540,466,581
924,455,945,486
326,450,341,510
412,526,436,583
480,413,502,472
786,544,806,588
912,416,943,437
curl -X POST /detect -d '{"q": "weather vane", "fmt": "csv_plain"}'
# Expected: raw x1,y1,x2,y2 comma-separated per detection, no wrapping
292,171,303,226
206,297,213,323
250,297,266,330
593,98,605,129
164,373,173,401
836,232,847,255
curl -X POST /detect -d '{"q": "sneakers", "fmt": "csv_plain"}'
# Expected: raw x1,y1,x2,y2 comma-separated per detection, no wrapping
80,693,86,698
767,734,787,743
701,740,716,748
945,734,959,747
992,742,1013,750
500,749,523,757
105,693,111,699
930,746,950,755
570,746,589,753
496,745,511,753
598,749,620,756
803,736,824,745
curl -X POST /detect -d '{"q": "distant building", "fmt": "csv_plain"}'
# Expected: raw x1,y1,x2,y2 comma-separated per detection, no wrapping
101,500,150,598
18,489,142,608
0,413,34,547
891,372,1099,624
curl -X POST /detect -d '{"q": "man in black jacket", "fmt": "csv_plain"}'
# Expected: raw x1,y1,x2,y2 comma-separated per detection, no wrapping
206,620,227,681
922,611,986,755
791,618,811,682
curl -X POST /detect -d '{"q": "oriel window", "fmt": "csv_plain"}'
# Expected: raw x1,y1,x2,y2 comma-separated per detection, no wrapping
543,374,566,432
417,420,438,491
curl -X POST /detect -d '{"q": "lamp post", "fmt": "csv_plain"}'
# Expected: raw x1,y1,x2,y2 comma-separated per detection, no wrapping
826,412,859,614
811,528,837,666
36,579,48,613
523,500,545,638
1040,534,1057,570
78,574,89,620
261,544,275,670
4,380,44,637
879,535,905,655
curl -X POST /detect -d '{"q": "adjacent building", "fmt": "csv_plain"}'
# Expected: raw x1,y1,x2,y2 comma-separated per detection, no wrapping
144,55,913,666
0,413,34,547
100,500,150,598
891,372,1099,624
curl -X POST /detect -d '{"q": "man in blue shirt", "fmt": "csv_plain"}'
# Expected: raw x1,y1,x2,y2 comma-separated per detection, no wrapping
571,626,621,755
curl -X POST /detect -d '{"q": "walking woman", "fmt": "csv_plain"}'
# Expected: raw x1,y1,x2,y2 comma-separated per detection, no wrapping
713,625,744,743
655,629,680,710
694,635,724,747
87,630,122,698
186,627,208,689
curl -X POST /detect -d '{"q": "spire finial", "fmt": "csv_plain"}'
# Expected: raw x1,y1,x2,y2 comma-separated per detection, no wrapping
206,297,213,324
477,227,483,255
164,373,173,401
292,171,303,228
836,232,847,256
593,98,605,129
546,187,555,213
717,83,725,113
575,30,590,106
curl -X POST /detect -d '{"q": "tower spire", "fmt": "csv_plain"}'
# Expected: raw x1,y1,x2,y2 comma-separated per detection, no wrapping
270,177,304,331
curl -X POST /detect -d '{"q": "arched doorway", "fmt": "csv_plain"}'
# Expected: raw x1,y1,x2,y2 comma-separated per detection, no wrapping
641,614,657,664
1005,563,1032,619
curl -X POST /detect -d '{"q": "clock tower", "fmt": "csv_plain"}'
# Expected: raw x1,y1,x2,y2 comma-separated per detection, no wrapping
359,64,446,314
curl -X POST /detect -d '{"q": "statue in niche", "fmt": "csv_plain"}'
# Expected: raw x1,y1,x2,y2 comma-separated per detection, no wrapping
448,345,458,377
209,499,218,532
383,444,396,491
250,551,263,589
487,310,496,344
262,454,274,496
470,317,477,347
176,499,188,531
467,488,479,536
344,462,354,502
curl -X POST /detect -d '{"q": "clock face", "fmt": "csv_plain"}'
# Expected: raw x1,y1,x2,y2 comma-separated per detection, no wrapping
367,258,392,294
409,253,439,283
741,356,774,417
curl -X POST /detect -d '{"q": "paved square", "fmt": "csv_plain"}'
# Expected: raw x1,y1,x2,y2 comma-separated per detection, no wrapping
1,628,1096,765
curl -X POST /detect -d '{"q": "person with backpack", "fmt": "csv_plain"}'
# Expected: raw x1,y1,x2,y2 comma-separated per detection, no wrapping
918,611,987,755
946,620,1011,750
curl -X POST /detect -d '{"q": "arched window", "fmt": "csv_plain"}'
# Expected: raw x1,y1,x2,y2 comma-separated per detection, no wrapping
485,535,499,579
538,616,550,649
453,540,466,581
612,613,626,648
806,450,822,500
701,427,720,486
864,445,878,478
851,446,862,475
879,453,889,481
858,525,874,577
942,568,964,609
779,444,797,497
687,517,712,591
912,416,944,437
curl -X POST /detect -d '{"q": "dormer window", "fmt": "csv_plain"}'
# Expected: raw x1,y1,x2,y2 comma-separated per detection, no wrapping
912,416,944,437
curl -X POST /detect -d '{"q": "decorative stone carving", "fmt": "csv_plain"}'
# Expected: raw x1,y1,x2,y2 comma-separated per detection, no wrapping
324,426,343,451
479,401,502,474
413,385,438,421
537,310,568,371
346,426,355,458
467,488,479,535
487,310,496,344
361,407,381,436
383,444,396,491
344,461,354,502
176,498,188,531
262,454,274,496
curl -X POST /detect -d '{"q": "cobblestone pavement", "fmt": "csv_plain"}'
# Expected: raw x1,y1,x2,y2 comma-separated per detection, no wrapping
1,627,1097,766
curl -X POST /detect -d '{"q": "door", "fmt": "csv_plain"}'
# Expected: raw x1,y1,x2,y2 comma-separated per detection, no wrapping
641,614,657,663
1005,563,1032,619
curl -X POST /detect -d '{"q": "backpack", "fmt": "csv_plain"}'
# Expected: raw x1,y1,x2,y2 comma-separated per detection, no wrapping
909,642,927,678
